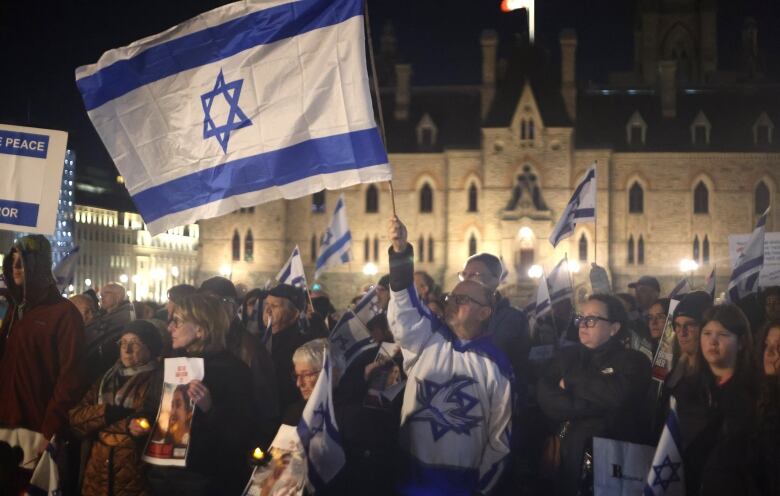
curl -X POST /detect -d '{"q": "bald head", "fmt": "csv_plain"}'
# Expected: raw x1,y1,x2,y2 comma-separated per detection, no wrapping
100,283,127,313
70,294,97,325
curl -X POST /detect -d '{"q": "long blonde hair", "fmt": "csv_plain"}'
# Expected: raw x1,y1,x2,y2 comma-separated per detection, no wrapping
173,293,230,354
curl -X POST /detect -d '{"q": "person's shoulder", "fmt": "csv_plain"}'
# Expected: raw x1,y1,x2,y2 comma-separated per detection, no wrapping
618,346,652,368
466,336,515,382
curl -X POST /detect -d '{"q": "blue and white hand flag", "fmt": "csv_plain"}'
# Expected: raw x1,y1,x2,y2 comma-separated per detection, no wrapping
644,397,684,496
52,246,79,292
549,163,597,248
277,245,307,288
315,194,352,279
548,258,573,304
76,0,391,235
727,207,769,303
329,287,379,377
705,266,716,299
297,352,345,489
535,273,552,317
668,278,691,300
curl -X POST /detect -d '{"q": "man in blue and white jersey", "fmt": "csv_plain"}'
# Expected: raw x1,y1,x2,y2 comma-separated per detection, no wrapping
386,216,514,496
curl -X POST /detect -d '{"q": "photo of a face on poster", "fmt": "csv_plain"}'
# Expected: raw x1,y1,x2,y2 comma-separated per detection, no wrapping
243,425,306,496
143,357,204,467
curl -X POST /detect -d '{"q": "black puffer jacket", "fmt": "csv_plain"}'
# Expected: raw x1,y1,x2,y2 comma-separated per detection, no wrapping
537,338,651,496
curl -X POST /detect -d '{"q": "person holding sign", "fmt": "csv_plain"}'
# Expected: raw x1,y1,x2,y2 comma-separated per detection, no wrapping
138,293,254,496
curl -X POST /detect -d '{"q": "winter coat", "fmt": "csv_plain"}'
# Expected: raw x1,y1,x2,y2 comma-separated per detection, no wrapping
268,321,311,414
84,300,137,384
489,294,531,381
537,338,651,496
144,349,255,495
675,369,759,496
69,364,157,496
0,235,85,440
752,375,780,496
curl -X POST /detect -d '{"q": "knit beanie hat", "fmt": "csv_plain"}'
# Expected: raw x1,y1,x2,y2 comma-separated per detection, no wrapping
123,319,163,358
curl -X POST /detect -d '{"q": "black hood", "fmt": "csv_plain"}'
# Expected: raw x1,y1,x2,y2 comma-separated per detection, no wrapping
2,235,57,308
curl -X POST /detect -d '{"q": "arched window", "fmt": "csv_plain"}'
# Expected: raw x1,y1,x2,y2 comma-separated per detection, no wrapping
528,120,535,139
312,191,326,213
693,235,700,261
231,230,240,261
418,235,425,262
373,236,379,262
428,236,434,263
311,234,318,262
365,185,379,213
183,225,190,237
703,236,710,264
520,119,527,140
629,182,644,214
755,181,770,215
638,236,645,264
627,236,635,264
578,233,588,262
468,233,477,257
420,183,433,213
468,183,478,212
363,236,370,262
244,230,254,262
694,182,709,214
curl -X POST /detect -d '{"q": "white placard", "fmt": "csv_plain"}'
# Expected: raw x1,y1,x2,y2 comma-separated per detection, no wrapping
728,232,780,287
0,123,68,235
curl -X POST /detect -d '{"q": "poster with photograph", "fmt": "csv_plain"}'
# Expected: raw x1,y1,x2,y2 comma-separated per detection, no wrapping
143,357,204,467
364,343,405,409
650,299,680,381
242,424,306,496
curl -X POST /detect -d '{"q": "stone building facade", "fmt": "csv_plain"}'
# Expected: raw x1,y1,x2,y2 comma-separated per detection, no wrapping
198,0,779,308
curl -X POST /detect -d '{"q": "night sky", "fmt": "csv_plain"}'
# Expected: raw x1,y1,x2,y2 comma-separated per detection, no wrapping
0,0,778,186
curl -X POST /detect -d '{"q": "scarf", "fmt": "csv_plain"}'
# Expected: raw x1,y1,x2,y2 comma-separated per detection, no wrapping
97,361,158,408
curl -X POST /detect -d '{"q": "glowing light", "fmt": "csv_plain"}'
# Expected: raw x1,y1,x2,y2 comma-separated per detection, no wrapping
67,284,74,292
566,260,581,274
363,262,378,276
219,265,231,277
138,418,150,430
152,268,165,280
518,226,534,241
84,278,92,287
171,266,180,278
252,447,265,460
527,264,543,279
500,0,534,42
679,259,699,273
119,274,129,284
131,275,140,284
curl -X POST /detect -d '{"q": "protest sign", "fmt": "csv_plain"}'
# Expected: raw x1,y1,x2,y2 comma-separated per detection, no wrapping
243,425,306,496
593,437,655,496
650,299,680,382
143,357,204,467
729,232,780,287
364,343,405,409
0,124,67,234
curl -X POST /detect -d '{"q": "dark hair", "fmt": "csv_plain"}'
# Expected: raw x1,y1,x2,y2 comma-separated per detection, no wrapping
763,286,780,300
757,320,780,371
615,292,638,313
465,252,503,280
168,284,197,304
587,294,628,334
700,304,757,377
414,271,435,289
651,297,671,315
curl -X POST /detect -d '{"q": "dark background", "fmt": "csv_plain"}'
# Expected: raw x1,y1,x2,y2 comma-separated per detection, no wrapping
0,0,777,185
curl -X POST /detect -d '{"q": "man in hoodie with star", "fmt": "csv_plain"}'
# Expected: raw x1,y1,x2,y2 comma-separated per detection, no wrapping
386,216,514,496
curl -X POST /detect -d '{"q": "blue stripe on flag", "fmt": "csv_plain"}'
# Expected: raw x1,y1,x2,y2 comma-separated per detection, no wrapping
666,410,682,447
316,232,352,268
573,208,594,219
731,255,764,280
77,0,364,110
131,127,386,222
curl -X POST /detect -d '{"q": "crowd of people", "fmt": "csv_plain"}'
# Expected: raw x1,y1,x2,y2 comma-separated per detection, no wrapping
0,223,778,495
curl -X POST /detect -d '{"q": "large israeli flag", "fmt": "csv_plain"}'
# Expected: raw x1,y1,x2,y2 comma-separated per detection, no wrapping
643,397,684,496
297,351,345,489
548,258,573,304
549,163,597,248
277,245,307,288
315,194,352,278
727,208,769,303
75,0,391,235
52,246,79,292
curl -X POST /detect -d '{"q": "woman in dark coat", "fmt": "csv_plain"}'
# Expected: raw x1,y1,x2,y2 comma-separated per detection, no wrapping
69,320,162,496
132,292,254,496
752,320,780,495
674,304,759,496
537,294,651,496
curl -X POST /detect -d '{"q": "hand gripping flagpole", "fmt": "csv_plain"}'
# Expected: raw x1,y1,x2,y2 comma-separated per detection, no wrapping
364,0,397,215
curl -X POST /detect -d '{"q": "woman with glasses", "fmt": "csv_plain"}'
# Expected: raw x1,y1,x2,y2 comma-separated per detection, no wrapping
537,294,651,496
69,320,162,496
674,304,759,495
281,338,328,425
138,292,254,496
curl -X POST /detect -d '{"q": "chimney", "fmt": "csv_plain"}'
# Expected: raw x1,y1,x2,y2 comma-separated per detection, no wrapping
560,29,577,121
480,30,498,120
394,64,412,121
658,60,677,118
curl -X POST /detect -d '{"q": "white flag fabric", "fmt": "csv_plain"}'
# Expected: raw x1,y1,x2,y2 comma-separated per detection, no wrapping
549,163,597,247
76,0,391,235
727,208,769,303
644,397,685,496
315,194,352,278
705,266,716,298
297,352,345,489
277,245,307,288
26,439,60,496
52,246,79,292
593,437,655,496
668,278,691,300
548,258,573,304
328,287,379,376
536,273,552,317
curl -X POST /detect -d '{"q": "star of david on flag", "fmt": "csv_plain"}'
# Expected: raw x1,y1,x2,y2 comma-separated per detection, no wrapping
644,396,684,495
549,163,597,248
328,287,379,379
76,0,391,235
200,70,252,153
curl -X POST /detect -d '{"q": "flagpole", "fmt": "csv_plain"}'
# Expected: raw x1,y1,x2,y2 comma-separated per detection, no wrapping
593,160,598,266
364,0,397,215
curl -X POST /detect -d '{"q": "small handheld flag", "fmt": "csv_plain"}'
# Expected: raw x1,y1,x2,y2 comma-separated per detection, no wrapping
276,245,307,288
644,397,684,496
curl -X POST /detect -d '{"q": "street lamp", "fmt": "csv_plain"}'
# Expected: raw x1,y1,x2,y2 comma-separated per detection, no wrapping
527,264,543,279
679,259,699,274
566,260,581,274
171,266,180,278
362,262,378,277
119,274,129,284
84,278,92,288
219,264,232,279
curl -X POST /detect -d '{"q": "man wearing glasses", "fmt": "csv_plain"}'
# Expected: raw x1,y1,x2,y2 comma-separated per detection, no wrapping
386,216,513,496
